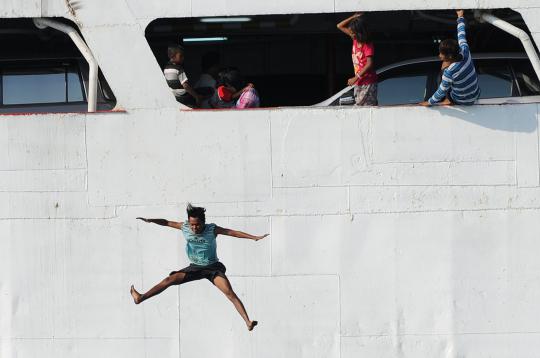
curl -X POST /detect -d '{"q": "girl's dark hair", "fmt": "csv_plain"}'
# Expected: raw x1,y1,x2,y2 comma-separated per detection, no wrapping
218,67,245,89
439,39,462,61
186,203,206,221
348,17,371,43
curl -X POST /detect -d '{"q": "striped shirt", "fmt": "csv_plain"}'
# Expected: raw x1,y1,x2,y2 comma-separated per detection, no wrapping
428,17,480,105
163,62,188,98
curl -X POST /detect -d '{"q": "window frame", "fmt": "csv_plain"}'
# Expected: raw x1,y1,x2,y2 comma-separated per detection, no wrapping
474,59,517,99
376,61,438,105
509,58,540,97
0,60,87,108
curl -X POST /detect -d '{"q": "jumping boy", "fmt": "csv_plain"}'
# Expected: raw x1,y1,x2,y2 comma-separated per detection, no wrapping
337,12,378,106
130,204,268,331
421,10,480,106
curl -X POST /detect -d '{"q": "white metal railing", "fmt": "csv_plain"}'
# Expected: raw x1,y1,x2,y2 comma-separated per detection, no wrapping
476,11,540,85
33,18,98,113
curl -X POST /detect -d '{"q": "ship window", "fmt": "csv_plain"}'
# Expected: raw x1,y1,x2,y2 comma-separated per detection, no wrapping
145,9,538,109
0,18,116,114
476,61,514,98
67,68,85,102
377,63,437,105
3,68,66,105
2,66,86,105
512,59,540,96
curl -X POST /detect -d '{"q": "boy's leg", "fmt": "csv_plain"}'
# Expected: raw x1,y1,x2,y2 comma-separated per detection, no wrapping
440,98,453,105
212,275,257,331
355,84,378,106
175,93,196,107
441,93,454,106
130,272,187,304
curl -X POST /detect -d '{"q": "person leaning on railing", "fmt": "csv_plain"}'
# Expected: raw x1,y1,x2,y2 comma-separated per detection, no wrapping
420,10,481,106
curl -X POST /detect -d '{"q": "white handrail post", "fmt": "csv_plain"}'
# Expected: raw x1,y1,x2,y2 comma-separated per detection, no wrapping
475,11,540,84
33,18,98,113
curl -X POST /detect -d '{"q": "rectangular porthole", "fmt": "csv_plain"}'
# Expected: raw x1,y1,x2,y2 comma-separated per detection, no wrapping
0,18,117,114
145,9,540,109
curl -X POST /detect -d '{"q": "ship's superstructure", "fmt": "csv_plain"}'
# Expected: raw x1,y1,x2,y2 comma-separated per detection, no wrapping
2,1,540,357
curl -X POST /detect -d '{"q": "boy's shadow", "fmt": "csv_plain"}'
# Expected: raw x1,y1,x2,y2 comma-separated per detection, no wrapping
425,102,538,133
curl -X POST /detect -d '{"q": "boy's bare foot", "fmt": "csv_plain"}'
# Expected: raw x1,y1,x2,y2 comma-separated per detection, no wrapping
248,320,258,331
130,285,142,304
440,98,453,106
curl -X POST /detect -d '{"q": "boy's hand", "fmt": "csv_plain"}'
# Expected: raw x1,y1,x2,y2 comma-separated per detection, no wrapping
419,101,430,107
347,76,357,86
136,217,149,222
195,95,203,107
254,234,269,241
456,10,464,18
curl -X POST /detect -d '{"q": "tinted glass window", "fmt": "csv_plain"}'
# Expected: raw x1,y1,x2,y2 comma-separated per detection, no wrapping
476,61,513,98
378,63,433,105
67,69,84,102
3,68,66,105
511,59,540,96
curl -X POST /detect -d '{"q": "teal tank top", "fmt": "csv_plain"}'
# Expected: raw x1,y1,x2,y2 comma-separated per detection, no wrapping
181,223,218,265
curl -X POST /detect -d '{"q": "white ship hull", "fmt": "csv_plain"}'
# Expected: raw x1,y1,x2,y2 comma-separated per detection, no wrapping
1,1,540,357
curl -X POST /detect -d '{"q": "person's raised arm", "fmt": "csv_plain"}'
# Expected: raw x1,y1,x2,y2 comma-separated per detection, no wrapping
337,13,362,38
455,10,468,52
136,217,183,230
232,83,254,100
214,226,269,241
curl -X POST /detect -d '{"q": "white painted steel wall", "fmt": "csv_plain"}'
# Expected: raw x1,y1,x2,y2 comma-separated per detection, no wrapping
1,1,540,358
2,105,540,358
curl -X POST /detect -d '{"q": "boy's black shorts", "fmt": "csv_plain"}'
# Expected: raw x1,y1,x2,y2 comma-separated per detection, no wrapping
169,261,227,283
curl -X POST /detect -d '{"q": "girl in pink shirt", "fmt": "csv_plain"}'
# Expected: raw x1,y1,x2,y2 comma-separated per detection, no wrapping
337,13,378,106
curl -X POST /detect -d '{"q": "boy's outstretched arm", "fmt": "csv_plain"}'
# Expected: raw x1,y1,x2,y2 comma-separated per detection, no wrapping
337,13,362,38
136,217,183,230
421,73,453,106
455,10,469,53
215,226,269,241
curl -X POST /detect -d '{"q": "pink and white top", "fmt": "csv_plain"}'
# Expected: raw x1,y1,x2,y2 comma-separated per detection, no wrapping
352,39,377,86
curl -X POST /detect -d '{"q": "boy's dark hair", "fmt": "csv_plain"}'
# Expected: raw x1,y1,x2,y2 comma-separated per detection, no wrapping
186,203,206,222
348,17,371,43
439,39,462,61
167,45,185,60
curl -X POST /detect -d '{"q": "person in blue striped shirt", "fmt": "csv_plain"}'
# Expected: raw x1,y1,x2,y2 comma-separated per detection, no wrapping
421,10,480,106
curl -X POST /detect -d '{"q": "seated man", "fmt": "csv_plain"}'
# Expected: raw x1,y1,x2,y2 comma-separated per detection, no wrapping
195,52,221,109
421,10,480,106
163,45,202,107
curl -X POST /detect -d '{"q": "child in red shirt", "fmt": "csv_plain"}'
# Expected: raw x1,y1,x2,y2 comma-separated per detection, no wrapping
337,13,378,106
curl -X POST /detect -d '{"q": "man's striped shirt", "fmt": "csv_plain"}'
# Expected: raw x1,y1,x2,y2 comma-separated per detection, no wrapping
428,17,480,105
163,62,188,98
